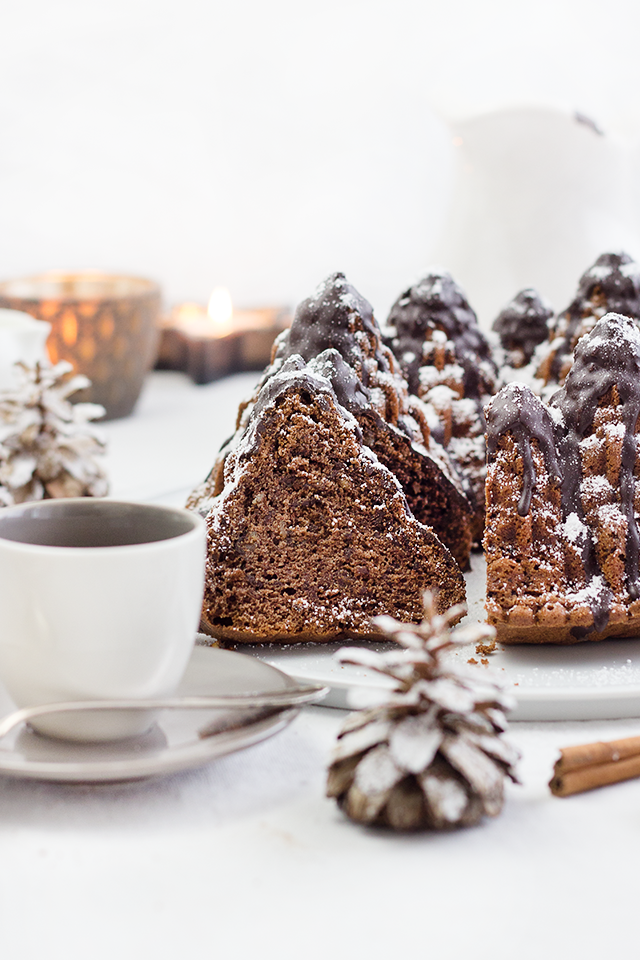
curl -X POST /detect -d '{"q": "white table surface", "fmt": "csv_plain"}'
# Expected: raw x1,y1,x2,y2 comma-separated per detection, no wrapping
2,370,640,960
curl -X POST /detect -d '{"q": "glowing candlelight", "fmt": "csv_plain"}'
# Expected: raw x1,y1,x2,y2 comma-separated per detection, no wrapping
172,289,234,340
207,287,233,334
156,289,291,384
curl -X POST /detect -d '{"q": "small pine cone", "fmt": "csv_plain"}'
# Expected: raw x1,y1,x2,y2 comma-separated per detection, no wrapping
327,717,516,830
327,595,520,831
0,361,108,504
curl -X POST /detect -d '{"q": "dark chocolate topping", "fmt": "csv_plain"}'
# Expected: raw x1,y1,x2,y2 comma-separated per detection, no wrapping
552,313,640,608
385,271,498,399
274,272,391,383
486,383,562,516
492,288,553,362
573,253,640,317
307,349,371,415
550,252,640,381
266,273,427,448
488,313,640,633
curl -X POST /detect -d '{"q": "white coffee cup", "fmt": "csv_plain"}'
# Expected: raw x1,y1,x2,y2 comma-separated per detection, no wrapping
0,499,206,741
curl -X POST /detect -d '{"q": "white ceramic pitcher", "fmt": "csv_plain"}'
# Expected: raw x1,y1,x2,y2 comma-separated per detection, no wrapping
431,106,640,327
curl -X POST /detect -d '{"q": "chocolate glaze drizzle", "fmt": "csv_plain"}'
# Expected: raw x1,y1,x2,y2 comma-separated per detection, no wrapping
549,252,640,382
553,314,640,611
385,271,498,400
305,349,372,417
487,313,640,634
486,383,562,516
492,288,553,364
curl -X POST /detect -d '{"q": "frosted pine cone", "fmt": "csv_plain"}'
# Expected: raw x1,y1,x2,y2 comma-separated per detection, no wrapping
327,594,520,830
0,361,108,505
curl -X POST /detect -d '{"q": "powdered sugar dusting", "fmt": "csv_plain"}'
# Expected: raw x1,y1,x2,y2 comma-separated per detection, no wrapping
563,512,587,543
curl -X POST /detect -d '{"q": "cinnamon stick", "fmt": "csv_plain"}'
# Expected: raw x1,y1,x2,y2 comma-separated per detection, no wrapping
550,735,640,797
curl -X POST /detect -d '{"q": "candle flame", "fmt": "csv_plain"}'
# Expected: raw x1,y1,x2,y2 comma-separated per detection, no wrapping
207,287,233,328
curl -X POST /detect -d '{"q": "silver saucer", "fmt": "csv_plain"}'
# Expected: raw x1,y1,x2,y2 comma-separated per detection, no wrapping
0,645,299,783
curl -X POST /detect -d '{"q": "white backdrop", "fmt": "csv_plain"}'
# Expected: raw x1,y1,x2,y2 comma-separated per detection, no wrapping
2,0,640,324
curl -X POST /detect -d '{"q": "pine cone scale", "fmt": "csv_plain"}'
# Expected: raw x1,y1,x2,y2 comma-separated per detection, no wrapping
326,754,361,799
419,764,472,828
388,713,442,773
332,720,392,762
440,735,505,816
384,778,425,831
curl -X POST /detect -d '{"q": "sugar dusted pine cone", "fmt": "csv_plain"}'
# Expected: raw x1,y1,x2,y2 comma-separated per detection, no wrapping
0,361,108,505
327,595,520,830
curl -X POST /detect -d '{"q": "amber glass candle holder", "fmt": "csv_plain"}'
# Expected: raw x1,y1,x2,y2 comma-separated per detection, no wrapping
0,271,161,420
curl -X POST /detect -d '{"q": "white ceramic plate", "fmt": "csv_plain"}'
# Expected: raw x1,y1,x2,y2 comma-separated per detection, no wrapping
0,645,298,783
246,555,640,722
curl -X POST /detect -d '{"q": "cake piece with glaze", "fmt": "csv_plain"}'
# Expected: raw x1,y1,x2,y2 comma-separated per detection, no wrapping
191,357,466,643
492,288,553,370
485,312,640,643
533,252,640,391
193,273,473,569
384,270,501,541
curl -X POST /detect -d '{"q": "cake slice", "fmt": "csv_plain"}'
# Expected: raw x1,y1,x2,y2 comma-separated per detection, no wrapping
485,312,640,643
198,273,473,569
193,358,465,643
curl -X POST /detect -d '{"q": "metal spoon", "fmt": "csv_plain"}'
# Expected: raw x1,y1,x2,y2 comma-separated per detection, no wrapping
0,683,329,741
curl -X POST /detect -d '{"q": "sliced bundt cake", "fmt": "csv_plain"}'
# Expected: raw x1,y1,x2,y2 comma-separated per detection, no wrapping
190,357,466,643
197,273,473,568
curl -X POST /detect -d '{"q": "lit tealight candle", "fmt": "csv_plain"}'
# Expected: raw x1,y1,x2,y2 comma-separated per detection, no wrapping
162,289,238,384
156,288,291,384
